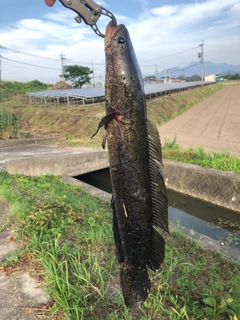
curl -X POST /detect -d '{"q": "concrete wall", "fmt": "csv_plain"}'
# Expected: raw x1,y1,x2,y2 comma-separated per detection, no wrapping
4,143,240,213
6,151,109,176
0,137,63,148
162,159,240,212
62,176,240,262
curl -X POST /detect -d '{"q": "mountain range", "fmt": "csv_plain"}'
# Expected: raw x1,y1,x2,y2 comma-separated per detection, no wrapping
157,61,240,78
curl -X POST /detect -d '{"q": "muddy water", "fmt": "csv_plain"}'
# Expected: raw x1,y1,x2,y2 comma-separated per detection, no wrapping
75,168,240,248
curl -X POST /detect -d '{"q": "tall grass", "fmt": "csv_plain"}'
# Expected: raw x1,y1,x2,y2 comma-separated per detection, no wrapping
0,108,21,139
0,79,50,101
0,172,239,319
163,138,240,174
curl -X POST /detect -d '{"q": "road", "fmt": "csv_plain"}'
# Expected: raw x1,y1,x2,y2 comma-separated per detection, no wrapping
159,85,240,157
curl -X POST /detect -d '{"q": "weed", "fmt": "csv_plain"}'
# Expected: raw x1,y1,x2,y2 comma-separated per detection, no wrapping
0,172,239,319
0,79,50,100
163,136,181,150
65,133,73,141
163,141,240,174
0,108,21,139
0,83,223,141
202,281,235,319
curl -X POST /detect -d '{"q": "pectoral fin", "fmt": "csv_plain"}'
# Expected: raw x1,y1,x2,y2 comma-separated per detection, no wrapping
91,112,116,139
101,133,108,150
91,109,128,140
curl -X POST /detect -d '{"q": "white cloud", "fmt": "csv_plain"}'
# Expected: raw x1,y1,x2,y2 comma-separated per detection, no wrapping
44,9,76,24
0,0,239,83
96,0,108,6
128,0,239,64
151,5,179,17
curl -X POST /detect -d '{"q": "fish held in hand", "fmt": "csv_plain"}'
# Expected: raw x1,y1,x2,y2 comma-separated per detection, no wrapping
92,22,169,308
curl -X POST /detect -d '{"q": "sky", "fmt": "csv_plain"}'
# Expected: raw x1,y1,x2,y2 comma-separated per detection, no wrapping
0,0,239,83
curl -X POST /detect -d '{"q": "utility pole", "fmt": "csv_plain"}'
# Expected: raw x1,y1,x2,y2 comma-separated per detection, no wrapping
154,64,159,83
60,52,66,80
182,68,185,78
198,40,204,85
91,63,95,87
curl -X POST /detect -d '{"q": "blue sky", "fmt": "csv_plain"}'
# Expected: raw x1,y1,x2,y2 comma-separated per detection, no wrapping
0,0,239,83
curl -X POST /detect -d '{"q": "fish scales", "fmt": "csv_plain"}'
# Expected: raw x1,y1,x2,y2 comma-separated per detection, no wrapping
106,27,151,258
92,22,168,307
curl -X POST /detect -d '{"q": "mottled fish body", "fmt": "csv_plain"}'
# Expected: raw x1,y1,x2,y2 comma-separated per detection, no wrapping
92,23,168,307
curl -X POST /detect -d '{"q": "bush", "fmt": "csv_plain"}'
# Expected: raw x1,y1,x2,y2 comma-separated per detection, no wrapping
0,108,21,139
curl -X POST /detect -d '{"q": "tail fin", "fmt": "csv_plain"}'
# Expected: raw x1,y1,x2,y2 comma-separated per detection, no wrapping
120,265,150,308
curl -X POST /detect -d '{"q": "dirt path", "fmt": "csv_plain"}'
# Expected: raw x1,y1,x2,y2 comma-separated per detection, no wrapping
0,201,58,320
159,85,240,157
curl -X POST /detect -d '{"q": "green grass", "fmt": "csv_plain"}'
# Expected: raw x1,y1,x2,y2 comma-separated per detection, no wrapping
0,80,50,101
0,172,239,319
0,82,224,141
147,84,223,126
162,138,240,174
0,107,21,139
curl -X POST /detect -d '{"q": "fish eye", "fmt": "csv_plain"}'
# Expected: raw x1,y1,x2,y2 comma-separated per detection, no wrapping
118,36,126,44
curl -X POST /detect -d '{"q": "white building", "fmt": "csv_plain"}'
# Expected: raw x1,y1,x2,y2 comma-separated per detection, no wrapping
204,74,216,82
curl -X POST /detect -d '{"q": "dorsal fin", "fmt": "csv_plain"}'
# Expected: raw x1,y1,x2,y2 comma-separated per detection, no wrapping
147,120,169,271
147,119,169,233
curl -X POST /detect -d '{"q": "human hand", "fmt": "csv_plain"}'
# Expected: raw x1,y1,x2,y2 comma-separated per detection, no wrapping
45,0,56,7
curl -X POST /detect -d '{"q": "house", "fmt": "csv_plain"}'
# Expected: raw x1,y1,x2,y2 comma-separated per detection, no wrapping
204,74,216,82
143,76,157,83
177,74,201,82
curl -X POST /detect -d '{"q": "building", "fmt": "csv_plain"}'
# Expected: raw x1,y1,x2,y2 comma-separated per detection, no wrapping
204,74,216,82
177,74,201,82
143,76,157,83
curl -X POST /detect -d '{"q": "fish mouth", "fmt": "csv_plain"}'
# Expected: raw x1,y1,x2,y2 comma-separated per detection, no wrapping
105,23,126,49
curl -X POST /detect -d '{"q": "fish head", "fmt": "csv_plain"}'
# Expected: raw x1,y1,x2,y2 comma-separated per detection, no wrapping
104,22,144,115
105,22,130,55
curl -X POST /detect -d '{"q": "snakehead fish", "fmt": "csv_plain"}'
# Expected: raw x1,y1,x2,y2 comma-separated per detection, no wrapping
92,22,168,307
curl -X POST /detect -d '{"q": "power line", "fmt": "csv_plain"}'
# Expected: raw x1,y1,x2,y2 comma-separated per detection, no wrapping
168,61,200,72
0,44,59,61
2,62,60,73
0,44,105,66
0,43,200,70
0,55,60,70
66,59,104,66
139,45,200,63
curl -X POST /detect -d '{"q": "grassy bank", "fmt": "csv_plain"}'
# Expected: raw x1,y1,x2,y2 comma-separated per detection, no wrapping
0,83,223,144
0,172,239,320
162,138,240,174
0,80,50,101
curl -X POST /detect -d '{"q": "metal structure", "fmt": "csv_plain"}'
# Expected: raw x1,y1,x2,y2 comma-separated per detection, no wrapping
26,81,214,105
144,81,213,99
27,87,105,105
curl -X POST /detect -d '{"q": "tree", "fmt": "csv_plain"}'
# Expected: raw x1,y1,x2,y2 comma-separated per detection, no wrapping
222,73,240,80
62,65,93,88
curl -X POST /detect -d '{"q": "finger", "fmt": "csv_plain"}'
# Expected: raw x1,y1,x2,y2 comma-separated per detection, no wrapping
45,0,56,7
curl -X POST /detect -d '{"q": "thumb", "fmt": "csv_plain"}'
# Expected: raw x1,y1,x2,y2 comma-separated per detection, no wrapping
45,0,56,7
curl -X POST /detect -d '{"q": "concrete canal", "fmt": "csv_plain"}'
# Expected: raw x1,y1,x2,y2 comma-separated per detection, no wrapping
75,168,240,249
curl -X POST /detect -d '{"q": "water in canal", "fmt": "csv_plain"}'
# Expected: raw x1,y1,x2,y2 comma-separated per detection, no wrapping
75,168,240,249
